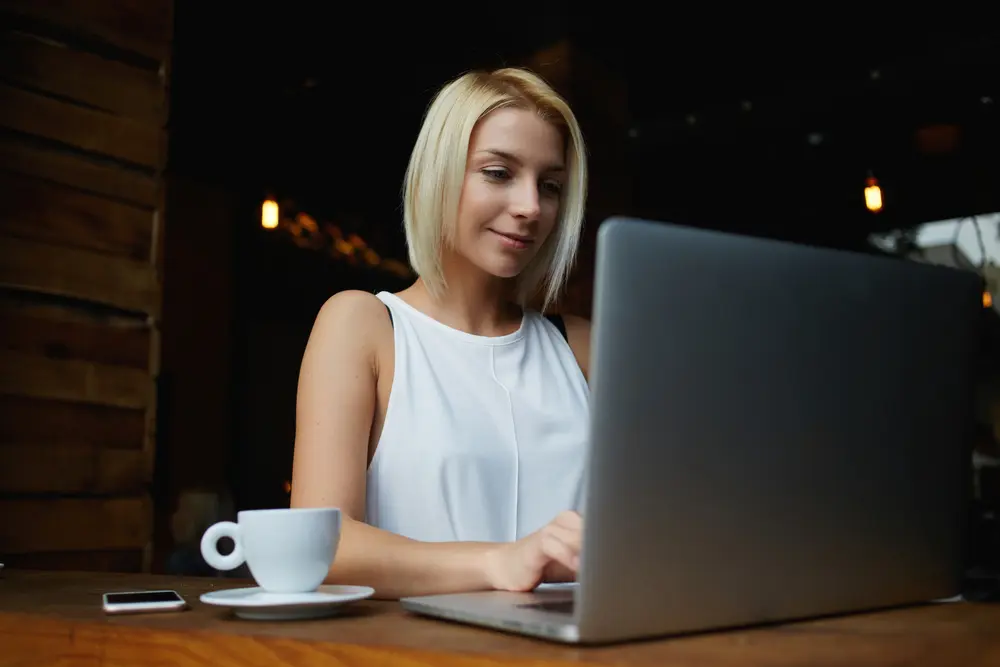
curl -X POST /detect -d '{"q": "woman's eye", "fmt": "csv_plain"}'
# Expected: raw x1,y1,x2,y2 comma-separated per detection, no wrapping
482,168,510,181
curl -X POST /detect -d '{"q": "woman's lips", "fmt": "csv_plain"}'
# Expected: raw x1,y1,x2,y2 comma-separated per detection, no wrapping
489,229,533,250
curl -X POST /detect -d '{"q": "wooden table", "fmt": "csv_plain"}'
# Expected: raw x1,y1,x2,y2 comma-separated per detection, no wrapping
1,569,998,666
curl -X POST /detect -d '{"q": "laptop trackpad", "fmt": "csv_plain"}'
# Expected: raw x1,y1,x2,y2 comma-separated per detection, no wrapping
517,599,575,614
516,584,576,614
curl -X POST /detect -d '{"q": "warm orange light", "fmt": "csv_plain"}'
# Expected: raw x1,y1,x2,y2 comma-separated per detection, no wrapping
261,199,279,229
864,176,883,213
334,239,354,256
984,291,993,309
283,480,292,494
296,212,318,233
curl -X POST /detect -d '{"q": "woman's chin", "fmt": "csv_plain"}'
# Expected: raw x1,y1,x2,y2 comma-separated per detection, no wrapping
484,260,528,280
463,253,526,280
456,247,536,281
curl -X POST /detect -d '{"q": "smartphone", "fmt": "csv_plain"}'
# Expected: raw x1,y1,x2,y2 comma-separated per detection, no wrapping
102,590,188,615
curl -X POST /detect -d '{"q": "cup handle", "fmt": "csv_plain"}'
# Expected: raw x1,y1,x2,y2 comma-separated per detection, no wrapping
200,521,245,571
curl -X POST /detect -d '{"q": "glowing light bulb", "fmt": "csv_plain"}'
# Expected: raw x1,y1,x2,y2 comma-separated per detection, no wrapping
865,176,882,213
864,176,882,213
261,199,279,229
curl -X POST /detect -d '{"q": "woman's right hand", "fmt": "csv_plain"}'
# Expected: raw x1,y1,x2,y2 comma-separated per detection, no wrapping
484,511,583,593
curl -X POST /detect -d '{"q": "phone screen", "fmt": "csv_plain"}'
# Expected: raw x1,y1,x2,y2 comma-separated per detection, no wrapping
105,591,183,604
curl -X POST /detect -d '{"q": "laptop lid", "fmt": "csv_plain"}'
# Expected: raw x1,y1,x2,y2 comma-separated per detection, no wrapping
575,217,980,642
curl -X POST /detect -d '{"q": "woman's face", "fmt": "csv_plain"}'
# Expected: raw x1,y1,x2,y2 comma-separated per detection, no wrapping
450,107,566,279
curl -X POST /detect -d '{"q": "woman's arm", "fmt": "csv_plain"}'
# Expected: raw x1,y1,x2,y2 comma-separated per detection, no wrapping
289,290,499,599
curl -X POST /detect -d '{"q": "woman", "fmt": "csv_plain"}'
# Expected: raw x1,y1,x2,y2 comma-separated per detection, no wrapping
290,67,591,600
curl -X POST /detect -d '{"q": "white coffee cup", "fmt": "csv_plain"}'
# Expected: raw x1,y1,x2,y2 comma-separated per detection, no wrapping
200,507,341,594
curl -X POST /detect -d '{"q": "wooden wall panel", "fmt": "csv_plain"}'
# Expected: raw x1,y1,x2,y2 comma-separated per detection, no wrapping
0,396,146,451
0,0,173,572
0,30,165,121
0,237,160,315
0,0,174,62
1,171,155,260
0,137,158,207
0,497,151,553
0,446,146,495
0,297,152,368
0,84,164,168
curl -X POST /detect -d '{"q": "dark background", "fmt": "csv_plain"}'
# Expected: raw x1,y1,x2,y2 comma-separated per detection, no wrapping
158,4,1000,520
168,5,1000,252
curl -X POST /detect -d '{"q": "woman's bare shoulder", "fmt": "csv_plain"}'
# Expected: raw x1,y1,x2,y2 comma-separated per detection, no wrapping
306,290,393,360
316,290,391,328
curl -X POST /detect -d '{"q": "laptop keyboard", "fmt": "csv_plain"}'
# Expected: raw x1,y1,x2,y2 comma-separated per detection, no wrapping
517,599,575,614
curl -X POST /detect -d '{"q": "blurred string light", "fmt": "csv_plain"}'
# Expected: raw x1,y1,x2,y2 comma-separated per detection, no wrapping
258,196,413,279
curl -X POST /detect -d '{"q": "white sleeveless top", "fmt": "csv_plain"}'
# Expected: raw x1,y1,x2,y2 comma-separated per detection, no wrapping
365,291,590,543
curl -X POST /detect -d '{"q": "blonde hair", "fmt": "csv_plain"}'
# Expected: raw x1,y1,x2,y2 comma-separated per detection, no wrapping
402,67,588,312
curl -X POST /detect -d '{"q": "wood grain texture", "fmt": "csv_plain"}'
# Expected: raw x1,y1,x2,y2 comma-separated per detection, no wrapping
0,170,155,260
0,394,145,449
0,30,165,121
0,444,146,494
0,349,152,409
0,135,158,207
0,236,160,315
1,571,999,667
0,83,163,167
0,0,171,575
0,498,150,553
0,294,151,369
0,0,174,62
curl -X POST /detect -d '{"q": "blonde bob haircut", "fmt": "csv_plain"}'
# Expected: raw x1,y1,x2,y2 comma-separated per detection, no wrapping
402,67,588,312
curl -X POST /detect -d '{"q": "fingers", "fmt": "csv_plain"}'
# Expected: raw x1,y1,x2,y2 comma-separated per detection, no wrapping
549,511,583,554
540,517,583,571
527,511,585,579
545,522,581,554
553,510,583,531
540,531,579,572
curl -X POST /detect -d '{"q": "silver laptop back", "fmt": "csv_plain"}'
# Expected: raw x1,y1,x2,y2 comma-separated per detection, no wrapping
574,217,979,643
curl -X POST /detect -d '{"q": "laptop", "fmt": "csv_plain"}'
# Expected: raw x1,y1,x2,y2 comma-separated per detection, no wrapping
400,216,982,644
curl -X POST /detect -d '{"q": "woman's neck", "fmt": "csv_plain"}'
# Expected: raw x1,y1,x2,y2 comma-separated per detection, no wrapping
397,257,521,337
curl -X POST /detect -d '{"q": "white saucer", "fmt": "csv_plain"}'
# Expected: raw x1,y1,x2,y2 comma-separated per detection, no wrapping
200,584,375,620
